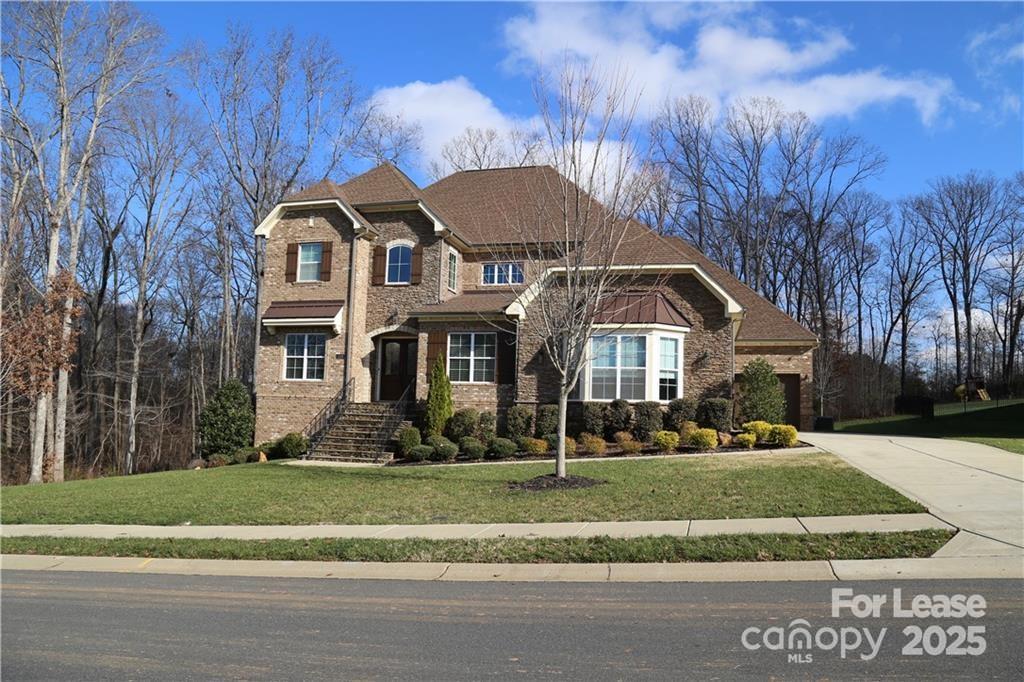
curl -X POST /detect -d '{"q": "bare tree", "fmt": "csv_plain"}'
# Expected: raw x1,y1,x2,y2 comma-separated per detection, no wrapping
885,206,936,394
429,125,544,180
912,173,1012,383
501,63,657,479
1,1,160,481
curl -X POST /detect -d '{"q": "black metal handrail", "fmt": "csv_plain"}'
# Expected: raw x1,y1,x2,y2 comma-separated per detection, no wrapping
369,383,413,454
303,377,354,458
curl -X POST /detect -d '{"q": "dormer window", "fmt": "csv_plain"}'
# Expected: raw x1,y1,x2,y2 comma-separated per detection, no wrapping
482,262,524,285
386,245,412,284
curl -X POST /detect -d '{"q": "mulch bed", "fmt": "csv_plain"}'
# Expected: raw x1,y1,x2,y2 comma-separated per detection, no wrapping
506,474,606,492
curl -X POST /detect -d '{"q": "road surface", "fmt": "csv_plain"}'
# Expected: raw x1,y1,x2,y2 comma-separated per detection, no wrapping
3,570,1022,679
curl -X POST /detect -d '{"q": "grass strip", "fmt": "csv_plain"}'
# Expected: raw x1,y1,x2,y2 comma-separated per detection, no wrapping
0,452,926,526
0,530,954,564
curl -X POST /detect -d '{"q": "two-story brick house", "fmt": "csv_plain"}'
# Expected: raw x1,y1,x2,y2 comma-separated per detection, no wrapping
253,163,816,447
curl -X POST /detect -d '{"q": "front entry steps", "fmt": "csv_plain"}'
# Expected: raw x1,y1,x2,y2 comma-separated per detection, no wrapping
306,402,411,464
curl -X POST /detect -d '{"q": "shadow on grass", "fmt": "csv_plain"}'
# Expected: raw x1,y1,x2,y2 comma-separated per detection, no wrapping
837,402,1024,440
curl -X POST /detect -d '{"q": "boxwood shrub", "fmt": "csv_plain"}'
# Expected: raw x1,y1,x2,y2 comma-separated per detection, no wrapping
505,405,533,441
665,397,698,430
696,398,733,432
487,437,517,459
446,408,480,441
604,399,632,438
534,404,559,438
632,401,663,442
459,436,486,460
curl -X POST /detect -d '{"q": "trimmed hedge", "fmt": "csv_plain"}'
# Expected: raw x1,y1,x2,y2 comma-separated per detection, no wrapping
273,432,308,459
505,405,533,441
665,397,698,430
687,427,719,450
581,403,604,437
487,437,517,459
604,399,632,438
736,358,786,424
407,445,434,462
734,432,757,449
652,430,680,452
477,412,497,443
742,420,773,443
459,436,486,460
768,424,799,448
426,435,458,462
535,404,559,438
446,408,479,441
632,402,663,442
199,380,254,459
696,398,733,432
396,427,421,457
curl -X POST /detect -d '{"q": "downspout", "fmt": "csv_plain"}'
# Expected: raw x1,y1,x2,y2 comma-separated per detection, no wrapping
344,233,359,401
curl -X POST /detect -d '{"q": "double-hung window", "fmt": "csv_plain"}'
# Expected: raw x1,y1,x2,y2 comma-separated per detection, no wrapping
447,249,458,291
386,245,412,284
482,262,524,285
297,243,323,282
659,337,680,400
448,332,496,383
285,333,326,380
589,335,647,400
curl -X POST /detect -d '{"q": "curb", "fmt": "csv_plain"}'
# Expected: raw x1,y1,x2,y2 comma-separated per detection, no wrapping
3,554,1021,583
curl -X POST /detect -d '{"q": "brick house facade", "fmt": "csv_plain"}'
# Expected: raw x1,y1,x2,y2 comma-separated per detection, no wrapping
253,164,817,443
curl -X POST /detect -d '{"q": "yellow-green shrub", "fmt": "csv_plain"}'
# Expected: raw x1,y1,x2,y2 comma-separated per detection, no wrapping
768,424,799,448
742,420,773,443
687,427,719,450
734,432,757,449
618,438,642,454
652,430,680,452
519,437,549,456
678,420,699,440
578,432,607,455
613,431,634,445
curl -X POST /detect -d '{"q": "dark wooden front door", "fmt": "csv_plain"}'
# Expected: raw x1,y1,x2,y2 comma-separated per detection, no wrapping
379,338,417,401
777,373,801,427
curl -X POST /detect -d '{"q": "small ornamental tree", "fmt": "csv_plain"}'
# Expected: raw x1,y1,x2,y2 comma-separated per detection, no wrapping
736,359,786,424
424,353,453,437
199,379,255,458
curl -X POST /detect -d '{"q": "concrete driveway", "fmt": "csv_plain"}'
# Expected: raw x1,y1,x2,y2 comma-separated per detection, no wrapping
803,432,1024,557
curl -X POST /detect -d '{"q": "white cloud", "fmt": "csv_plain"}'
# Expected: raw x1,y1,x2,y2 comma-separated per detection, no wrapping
503,3,960,125
965,21,1024,118
371,77,529,169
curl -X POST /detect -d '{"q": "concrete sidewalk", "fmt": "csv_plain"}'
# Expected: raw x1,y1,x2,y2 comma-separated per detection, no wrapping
803,432,1024,557
3,553,1021,582
0,512,953,541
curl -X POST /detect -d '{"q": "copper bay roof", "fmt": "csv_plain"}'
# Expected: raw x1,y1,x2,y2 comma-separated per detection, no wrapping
594,292,691,328
263,299,344,319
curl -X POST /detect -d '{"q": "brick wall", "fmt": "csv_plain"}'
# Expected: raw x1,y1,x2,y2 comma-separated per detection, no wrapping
416,319,516,415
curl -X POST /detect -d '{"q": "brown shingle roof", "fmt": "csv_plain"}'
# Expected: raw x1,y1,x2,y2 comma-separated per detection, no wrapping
263,299,344,319
411,290,517,316
595,292,692,328
283,163,422,205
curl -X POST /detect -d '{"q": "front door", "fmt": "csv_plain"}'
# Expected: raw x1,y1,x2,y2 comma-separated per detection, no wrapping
379,338,417,401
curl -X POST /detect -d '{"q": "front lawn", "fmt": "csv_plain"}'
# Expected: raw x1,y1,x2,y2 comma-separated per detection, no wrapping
835,401,1024,454
0,530,953,563
1,452,924,525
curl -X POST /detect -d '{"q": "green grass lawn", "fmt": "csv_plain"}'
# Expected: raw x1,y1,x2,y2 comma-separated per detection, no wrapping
1,452,924,526
0,530,953,563
835,400,1024,454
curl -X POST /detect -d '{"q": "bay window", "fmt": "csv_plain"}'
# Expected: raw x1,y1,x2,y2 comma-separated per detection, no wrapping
659,337,680,400
576,330,685,402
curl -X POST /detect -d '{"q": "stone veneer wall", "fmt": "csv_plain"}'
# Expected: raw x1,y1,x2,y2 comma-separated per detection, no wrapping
735,345,815,430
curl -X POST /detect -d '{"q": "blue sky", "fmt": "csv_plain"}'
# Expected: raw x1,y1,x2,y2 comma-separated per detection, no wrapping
147,1,1023,196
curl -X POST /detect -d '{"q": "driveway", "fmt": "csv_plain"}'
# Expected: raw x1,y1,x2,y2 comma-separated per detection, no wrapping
803,432,1024,556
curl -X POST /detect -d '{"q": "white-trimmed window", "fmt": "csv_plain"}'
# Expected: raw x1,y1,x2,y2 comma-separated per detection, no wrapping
447,248,458,291
590,335,646,400
448,332,496,383
297,243,323,282
482,262,524,285
284,333,326,380
386,245,412,284
659,337,680,401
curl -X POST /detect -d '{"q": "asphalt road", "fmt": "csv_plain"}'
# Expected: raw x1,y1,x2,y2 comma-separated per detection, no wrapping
2,570,1022,680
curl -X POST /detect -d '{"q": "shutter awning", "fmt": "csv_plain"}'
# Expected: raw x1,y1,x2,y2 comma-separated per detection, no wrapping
262,299,345,334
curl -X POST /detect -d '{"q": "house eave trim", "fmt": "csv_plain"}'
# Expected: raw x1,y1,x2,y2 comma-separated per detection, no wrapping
254,199,376,239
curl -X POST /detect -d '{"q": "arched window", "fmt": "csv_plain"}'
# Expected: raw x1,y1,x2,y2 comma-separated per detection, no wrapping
386,245,412,284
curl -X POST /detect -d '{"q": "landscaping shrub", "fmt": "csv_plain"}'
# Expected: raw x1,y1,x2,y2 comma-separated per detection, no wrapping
199,379,254,459
718,431,733,447
631,402,663,442
664,397,698,430
406,445,434,462
207,453,231,468
687,428,719,450
542,433,576,456
604,399,632,437
618,437,642,454
741,420,773,443
231,448,257,465
613,431,634,445
577,432,607,455
734,432,757,449
426,435,458,462
273,432,308,459
534,404,560,437
519,437,549,456
652,430,680,452
581,402,605,437
459,436,486,460
396,427,421,457
678,420,699,441
424,355,453,437
696,397,733,432
487,437,517,459
736,359,786,424
476,412,497,443
505,405,533,441
768,424,799,448
446,408,480,441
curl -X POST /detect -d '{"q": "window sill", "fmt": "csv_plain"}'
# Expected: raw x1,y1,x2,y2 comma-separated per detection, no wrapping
384,282,411,287
450,381,497,386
